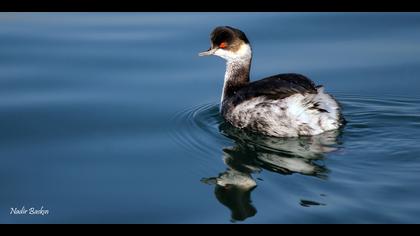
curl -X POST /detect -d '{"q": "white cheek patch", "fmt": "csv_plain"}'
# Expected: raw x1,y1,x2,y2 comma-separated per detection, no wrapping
214,44,252,62
235,44,252,58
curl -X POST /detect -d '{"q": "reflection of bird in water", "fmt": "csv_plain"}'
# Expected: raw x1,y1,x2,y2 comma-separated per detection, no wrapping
202,122,342,222
202,169,257,222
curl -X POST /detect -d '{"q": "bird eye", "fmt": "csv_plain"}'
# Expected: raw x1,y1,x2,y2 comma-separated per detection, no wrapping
219,42,228,49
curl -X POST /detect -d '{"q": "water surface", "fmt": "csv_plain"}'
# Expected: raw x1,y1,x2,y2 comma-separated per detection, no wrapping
1,13,420,223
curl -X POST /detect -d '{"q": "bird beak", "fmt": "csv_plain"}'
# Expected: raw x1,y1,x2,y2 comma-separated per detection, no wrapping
198,48,217,56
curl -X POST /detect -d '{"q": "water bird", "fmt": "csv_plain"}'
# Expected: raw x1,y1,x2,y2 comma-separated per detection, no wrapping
199,26,345,137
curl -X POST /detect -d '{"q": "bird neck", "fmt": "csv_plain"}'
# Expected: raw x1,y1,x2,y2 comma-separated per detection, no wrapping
221,58,251,105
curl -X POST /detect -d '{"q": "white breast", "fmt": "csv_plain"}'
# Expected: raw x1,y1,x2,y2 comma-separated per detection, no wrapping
226,88,342,137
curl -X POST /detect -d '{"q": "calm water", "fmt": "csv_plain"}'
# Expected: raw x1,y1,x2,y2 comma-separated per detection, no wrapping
1,13,420,223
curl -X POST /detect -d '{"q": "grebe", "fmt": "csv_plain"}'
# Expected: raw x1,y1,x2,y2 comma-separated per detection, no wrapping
199,26,345,137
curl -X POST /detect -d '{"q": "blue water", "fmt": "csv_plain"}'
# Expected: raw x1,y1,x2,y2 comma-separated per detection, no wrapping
1,13,420,223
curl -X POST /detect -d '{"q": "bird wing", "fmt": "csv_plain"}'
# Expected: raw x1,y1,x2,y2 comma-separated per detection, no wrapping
233,73,318,104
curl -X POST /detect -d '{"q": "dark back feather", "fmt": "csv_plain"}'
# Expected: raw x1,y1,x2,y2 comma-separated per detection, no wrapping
226,73,318,108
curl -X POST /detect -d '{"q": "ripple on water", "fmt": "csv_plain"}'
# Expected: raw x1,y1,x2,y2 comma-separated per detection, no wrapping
170,103,229,157
171,94,420,155
170,94,420,174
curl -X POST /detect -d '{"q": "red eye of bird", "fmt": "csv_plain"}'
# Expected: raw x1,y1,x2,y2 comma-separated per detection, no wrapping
219,42,228,49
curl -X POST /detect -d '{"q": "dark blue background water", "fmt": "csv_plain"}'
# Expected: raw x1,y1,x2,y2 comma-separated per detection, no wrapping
1,13,420,223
